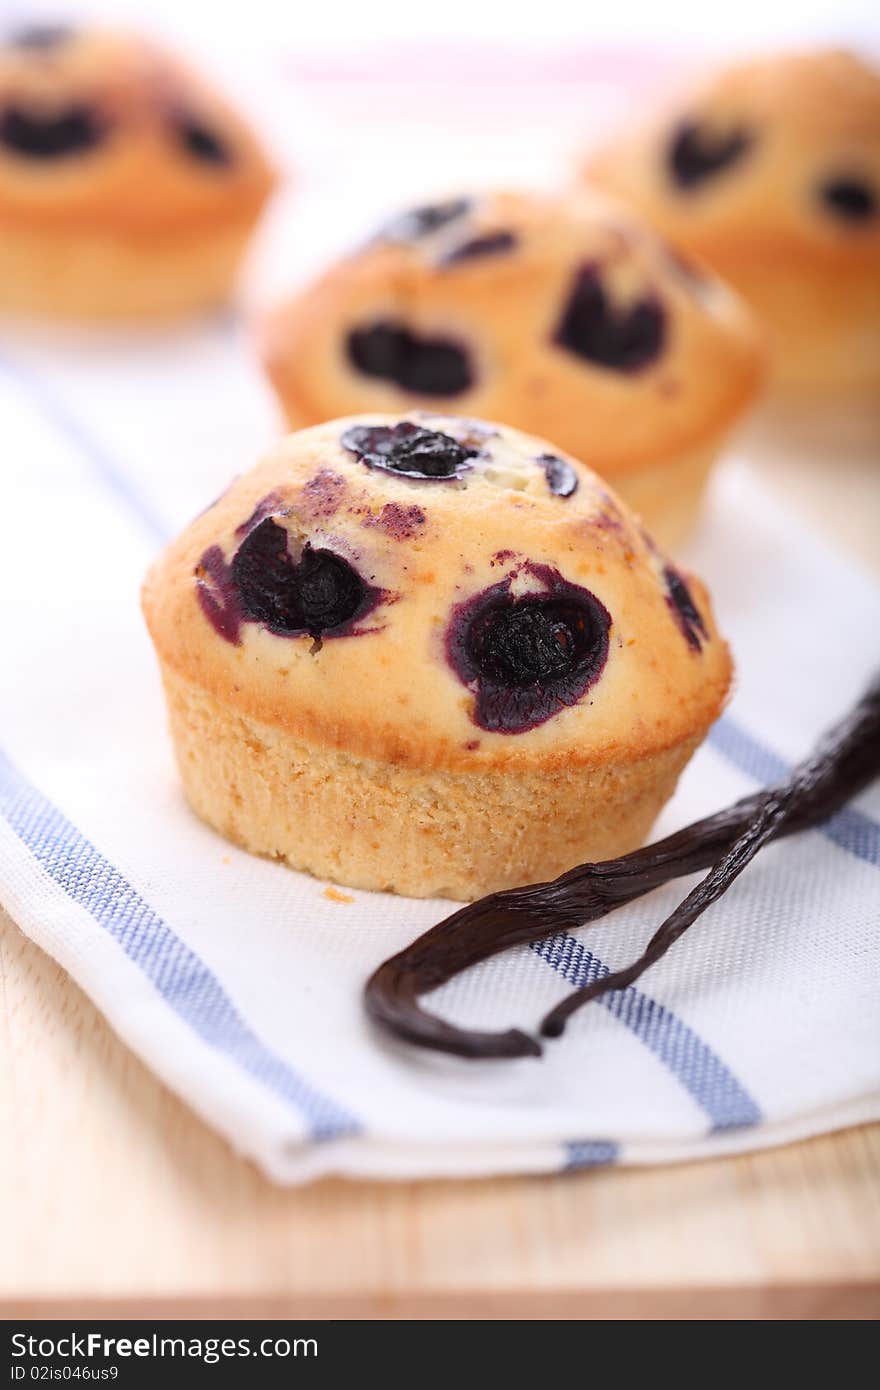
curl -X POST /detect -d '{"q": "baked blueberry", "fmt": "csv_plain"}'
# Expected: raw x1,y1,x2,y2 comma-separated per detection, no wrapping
667,120,753,189
229,517,376,640
441,230,518,266
447,565,611,733
0,103,103,159
174,115,232,167
300,470,347,521
378,197,472,242
554,264,665,372
664,565,707,651
195,545,243,645
819,176,876,222
346,321,473,395
538,453,578,498
341,421,476,481
365,501,426,540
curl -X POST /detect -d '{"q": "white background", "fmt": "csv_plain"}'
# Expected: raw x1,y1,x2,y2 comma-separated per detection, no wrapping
7,0,878,51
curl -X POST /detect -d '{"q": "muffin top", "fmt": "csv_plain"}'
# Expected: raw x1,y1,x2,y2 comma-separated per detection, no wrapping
143,414,732,771
0,24,274,231
261,189,763,480
586,50,880,269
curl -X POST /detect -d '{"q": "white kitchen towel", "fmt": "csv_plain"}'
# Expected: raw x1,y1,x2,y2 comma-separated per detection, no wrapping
1,321,878,1184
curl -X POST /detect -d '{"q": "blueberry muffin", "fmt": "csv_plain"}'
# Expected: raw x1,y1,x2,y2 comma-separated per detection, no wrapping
142,413,732,900
260,189,763,550
0,24,275,320
585,50,880,397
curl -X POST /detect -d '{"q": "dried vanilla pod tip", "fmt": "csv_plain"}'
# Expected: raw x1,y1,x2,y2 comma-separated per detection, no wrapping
585,49,880,396
365,673,880,1060
0,26,275,320
260,188,763,550
143,412,731,902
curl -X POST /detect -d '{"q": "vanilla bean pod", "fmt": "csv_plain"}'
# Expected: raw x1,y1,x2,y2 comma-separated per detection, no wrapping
542,673,880,1037
365,674,880,1060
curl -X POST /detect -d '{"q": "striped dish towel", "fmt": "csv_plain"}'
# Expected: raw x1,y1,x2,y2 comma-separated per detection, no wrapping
1,321,878,1183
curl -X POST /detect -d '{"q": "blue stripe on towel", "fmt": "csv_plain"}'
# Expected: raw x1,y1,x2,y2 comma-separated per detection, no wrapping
534,935,762,1133
0,350,169,545
2,345,874,1158
0,747,359,1142
710,716,880,867
563,1140,620,1169
709,716,788,785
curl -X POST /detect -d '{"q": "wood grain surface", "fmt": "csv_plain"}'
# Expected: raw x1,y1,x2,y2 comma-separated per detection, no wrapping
2,447,879,1320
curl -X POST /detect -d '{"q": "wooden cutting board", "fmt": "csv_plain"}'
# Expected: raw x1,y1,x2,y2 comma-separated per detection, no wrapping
3,447,879,1320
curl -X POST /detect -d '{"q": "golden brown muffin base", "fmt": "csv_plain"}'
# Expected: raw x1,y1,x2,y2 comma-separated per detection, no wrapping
161,665,703,901
610,439,718,551
0,217,258,321
706,254,880,396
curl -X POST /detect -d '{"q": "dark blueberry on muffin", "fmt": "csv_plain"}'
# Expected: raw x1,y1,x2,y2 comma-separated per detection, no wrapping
0,103,104,159
441,230,518,266
538,453,579,498
346,321,474,395
229,518,375,640
819,175,876,222
378,196,472,243
174,114,232,167
341,421,476,480
667,120,753,189
664,565,707,651
195,546,243,645
447,565,611,733
554,264,665,372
